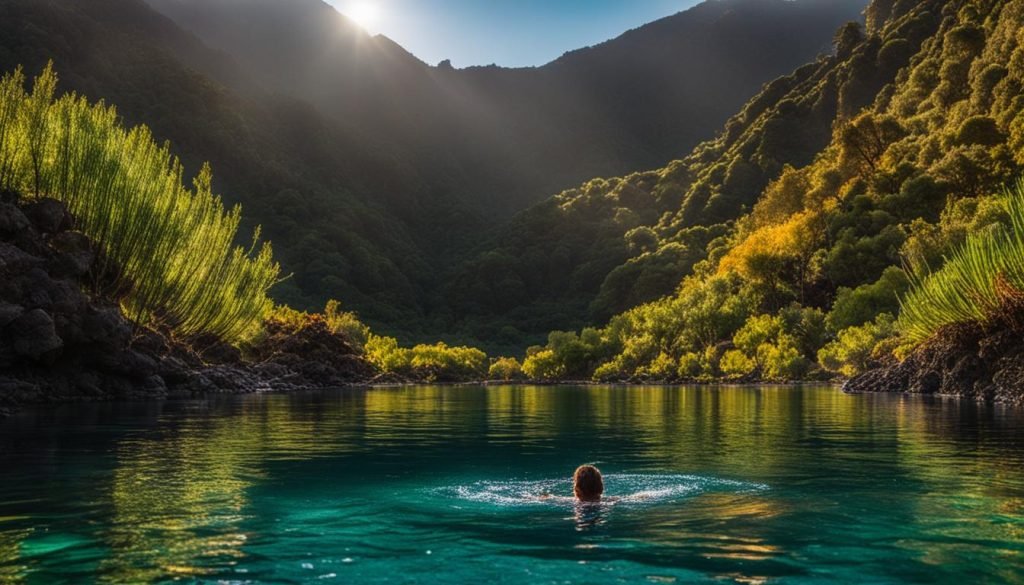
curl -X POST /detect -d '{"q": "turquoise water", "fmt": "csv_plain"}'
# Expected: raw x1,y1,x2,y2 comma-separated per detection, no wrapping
0,385,1022,584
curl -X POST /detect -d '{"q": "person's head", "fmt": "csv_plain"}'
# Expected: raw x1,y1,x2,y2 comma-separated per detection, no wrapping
573,464,604,502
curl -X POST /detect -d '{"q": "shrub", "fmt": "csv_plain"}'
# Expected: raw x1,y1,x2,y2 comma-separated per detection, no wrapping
818,313,897,377
733,314,784,361
625,226,658,253
899,180,1024,343
522,348,565,381
827,266,910,332
955,115,1003,147
677,352,702,378
759,335,809,380
0,64,278,344
488,357,524,381
324,299,370,350
720,350,756,378
409,343,487,382
365,335,412,373
637,352,677,380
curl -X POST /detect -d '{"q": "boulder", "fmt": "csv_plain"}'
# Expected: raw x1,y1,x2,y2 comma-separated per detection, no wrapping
81,307,132,349
47,278,88,315
9,309,63,361
195,336,243,365
23,198,72,234
49,231,95,277
0,376,41,405
0,302,24,329
74,372,104,397
0,202,30,236
0,242,44,274
140,375,168,398
21,267,57,310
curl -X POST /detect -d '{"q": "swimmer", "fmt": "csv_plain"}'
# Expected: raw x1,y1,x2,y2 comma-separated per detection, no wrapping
573,464,604,502
540,464,609,503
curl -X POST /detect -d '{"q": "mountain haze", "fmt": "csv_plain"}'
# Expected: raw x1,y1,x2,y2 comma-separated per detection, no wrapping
146,0,868,214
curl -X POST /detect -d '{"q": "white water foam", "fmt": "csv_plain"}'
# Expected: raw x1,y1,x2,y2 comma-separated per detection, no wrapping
436,473,767,508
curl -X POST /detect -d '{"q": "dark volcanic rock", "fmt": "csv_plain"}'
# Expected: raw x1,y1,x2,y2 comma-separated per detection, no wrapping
248,318,375,386
0,196,374,416
195,336,243,365
9,309,63,361
23,198,73,234
845,322,1024,404
0,201,29,236
0,241,43,273
0,302,23,329
49,231,95,277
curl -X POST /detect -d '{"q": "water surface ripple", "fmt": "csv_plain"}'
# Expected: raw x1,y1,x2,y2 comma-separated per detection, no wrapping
0,385,1022,584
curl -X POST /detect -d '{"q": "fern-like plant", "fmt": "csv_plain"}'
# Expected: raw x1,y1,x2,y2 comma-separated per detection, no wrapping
899,179,1024,343
0,64,280,344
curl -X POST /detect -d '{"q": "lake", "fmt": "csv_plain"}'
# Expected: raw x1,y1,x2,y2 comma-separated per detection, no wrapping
0,385,1022,584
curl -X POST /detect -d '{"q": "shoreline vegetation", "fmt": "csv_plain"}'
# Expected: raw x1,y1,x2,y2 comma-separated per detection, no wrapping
7,0,1024,413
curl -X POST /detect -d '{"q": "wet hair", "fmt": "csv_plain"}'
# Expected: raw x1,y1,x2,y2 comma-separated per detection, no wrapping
573,464,604,501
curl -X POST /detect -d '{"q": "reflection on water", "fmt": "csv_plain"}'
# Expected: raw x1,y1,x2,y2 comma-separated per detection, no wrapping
0,385,1021,584
98,419,262,583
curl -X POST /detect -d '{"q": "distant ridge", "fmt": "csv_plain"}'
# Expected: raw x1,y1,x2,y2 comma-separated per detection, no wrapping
0,0,866,342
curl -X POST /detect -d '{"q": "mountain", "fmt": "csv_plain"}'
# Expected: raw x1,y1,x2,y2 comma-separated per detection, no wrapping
146,0,868,215
511,0,1024,388
443,5,904,349
0,0,446,329
0,0,866,344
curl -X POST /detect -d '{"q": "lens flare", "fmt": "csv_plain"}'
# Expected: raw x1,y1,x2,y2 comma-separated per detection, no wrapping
347,2,380,30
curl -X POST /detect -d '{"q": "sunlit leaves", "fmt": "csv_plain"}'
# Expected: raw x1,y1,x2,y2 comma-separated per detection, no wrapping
899,180,1024,343
0,64,279,344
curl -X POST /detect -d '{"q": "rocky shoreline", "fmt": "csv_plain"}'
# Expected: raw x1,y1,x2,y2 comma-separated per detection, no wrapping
844,322,1024,405
0,193,375,417
5,193,1022,417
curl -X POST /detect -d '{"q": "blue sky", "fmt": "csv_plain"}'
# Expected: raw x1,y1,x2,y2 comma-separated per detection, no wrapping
325,0,702,68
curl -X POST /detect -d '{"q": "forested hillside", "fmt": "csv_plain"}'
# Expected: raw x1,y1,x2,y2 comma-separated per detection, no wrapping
445,5,906,347
509,0,1024,383
0,0,865,343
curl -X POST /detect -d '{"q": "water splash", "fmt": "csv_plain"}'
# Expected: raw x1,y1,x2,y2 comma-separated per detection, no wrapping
436,474,767,508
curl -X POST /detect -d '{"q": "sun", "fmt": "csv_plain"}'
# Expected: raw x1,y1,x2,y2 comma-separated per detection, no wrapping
347,2,381,30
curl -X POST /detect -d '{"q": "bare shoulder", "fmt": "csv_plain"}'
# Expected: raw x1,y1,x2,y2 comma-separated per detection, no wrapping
538,494,574,504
